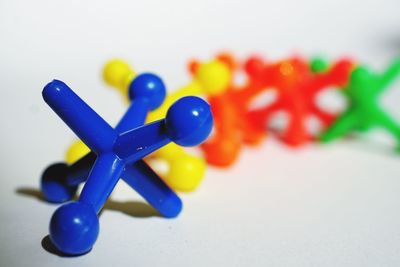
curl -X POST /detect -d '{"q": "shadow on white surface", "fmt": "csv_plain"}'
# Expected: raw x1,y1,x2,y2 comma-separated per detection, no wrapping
41,235,84,258
16,187,163,257
16,187,161,218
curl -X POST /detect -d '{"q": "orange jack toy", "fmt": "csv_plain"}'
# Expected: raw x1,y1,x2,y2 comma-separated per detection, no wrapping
191,53,269,167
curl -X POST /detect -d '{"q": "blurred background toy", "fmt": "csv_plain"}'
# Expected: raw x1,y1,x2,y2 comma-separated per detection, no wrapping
245,55,353,146
320,59,400,150
191,53,266,167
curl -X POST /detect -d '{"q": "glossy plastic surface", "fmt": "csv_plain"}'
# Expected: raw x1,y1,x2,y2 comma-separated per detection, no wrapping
320,59,400,149
42,74,172,209
103,59,217,191
42,78,213,255
49,202,99,255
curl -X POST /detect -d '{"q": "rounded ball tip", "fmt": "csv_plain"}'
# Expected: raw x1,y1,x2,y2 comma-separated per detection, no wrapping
41,163,77,203
350,66,371,88
310,57,329,73
196,60,231,95
49,202,99,255
216,52,236,70
244,56,265,77
165,155,206,192
165,96,213,147
188,60,200,75
128,73,167,110
103,59,135,90
336,59,354,73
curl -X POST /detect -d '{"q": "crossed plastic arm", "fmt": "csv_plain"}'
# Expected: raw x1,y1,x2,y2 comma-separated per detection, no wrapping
41,78,213,255
320,59,400,150
102,58,229,190
66,58,230,191
245,56,353,146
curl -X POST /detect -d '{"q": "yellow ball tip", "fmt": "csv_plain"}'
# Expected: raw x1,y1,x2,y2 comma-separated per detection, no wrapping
103,59,135,91
196,60,231,95
164,155,206,192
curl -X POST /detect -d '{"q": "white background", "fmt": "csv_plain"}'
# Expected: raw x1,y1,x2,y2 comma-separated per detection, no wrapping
0,0,400,266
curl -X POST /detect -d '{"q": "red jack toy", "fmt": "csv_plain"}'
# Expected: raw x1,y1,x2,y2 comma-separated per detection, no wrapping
245,56,353,147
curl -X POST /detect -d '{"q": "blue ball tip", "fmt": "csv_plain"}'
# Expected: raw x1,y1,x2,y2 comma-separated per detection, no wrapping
49,202,99,255
165,96,213,147
128,73,166,110
41,163,77,203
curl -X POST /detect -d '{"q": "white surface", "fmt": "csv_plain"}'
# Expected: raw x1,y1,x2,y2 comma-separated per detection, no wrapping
1,0,400,266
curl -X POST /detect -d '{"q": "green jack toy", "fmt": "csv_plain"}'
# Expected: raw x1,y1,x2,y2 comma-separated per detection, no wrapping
320,59,400,151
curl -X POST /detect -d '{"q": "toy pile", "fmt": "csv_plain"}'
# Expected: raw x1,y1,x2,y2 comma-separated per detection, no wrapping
40,52,400,255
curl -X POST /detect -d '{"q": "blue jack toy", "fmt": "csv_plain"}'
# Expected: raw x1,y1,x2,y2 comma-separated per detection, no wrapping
42,74,178,215
41,76,213,255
